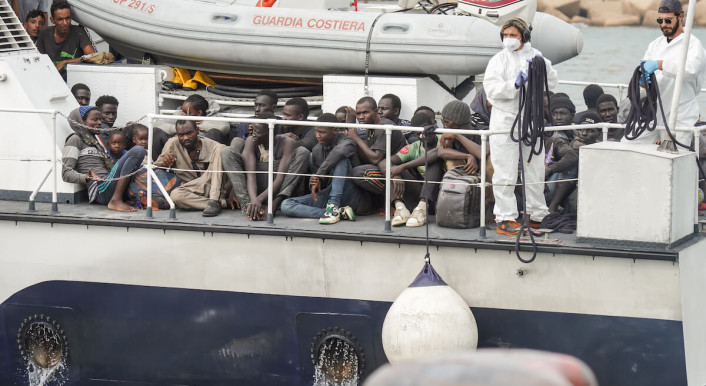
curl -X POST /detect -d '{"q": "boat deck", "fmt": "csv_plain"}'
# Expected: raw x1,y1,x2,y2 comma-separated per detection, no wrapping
1,198,701,262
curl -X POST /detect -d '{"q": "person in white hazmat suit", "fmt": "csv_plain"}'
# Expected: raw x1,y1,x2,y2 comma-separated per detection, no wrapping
483,18,558,236
631,0,706,146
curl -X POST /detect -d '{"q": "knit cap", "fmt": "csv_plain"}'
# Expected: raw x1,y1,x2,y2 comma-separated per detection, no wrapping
550,95,576,114
79,105,96,119
441,100,471,126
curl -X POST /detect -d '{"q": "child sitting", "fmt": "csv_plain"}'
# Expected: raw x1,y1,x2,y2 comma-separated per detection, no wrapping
107,131,127,162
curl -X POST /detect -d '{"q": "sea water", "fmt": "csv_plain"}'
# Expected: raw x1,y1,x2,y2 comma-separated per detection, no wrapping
553,24,706,117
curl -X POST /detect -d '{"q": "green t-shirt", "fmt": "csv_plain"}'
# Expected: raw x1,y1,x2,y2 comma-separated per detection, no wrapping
395,135,442,176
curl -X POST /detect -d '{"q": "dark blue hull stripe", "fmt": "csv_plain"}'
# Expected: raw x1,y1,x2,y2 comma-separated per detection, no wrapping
0,281,686,386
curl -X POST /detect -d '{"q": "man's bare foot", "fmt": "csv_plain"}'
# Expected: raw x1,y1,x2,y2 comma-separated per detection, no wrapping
108,199,137,212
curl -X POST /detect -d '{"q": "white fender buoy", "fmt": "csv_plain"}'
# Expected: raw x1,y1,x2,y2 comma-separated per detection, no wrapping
381,262,478,363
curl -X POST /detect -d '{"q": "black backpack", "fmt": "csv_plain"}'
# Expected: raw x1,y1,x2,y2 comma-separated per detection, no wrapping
435,166,482,229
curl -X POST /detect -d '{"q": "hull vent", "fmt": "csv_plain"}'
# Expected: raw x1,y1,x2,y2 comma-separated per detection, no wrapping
0,0,37,56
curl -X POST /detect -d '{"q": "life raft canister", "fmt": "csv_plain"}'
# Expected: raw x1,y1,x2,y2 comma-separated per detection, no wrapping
256,0,276,6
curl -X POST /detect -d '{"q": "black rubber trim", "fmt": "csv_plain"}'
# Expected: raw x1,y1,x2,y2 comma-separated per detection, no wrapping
0,213,682,262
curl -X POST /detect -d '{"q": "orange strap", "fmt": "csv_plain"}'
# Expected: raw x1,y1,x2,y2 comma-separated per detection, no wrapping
256,0,276,6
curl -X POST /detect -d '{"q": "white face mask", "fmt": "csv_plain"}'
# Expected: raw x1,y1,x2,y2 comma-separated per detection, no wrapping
503,38,521,52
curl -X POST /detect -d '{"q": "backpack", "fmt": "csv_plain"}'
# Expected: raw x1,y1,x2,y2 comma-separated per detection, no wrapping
127,168,184,210
435,166,482,229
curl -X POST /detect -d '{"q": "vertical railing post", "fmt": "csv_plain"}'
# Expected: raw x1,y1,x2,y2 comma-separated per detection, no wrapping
267,119,275,225
51,110,58,213
384,125,392,232
146,114,154,218
479,132,488,239
694,127,700,233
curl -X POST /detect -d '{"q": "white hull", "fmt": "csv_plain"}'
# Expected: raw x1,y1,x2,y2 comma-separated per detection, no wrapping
67,0,582,78
0,220,683,321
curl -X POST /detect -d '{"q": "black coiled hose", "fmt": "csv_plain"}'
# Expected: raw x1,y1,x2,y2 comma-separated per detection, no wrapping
625,63,706,194
624,63,663,142
625,63,692,150
511,56,550,161
510,55,551,264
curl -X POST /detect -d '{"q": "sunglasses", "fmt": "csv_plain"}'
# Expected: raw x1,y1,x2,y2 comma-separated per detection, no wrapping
656,17,674,24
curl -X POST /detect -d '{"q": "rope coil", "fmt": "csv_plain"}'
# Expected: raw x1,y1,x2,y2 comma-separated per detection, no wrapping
510,55,551,264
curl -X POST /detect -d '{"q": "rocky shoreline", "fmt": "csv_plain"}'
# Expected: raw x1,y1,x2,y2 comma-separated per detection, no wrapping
539,0,706,26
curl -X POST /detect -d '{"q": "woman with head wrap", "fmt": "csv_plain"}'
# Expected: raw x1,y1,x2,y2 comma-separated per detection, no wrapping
61,106,146,212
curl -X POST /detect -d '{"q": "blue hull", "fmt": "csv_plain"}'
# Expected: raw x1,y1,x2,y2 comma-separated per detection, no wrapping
0,281,686,385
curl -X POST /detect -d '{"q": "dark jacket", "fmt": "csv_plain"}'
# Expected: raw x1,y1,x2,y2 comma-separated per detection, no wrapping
311,134,359,179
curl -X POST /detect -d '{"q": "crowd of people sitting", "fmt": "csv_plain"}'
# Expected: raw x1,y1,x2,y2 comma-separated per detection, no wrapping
62,80,645,235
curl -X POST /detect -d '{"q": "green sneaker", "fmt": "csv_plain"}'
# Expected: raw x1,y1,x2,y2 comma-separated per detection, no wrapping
319,203,341,224
340,206,356,221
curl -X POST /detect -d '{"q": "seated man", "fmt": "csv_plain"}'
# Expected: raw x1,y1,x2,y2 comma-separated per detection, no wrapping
545,111,602,213
436,101,489,218
230,90,279,142
550,94,577,140
155,119,228,217
95,94,119,145
385,111,444,227
414,106,436,125
336,105,356,124
23,9,45,43
348,97,406,204
595,93,623,141
11,0,48,26
180,94,229,144
582,84,604,112
71,83,90,106
436,100,485,174
281,113,372,224
221,113,310,221
35,1,95,80
469,88,491,131
378,93,414,143
280,97,317,151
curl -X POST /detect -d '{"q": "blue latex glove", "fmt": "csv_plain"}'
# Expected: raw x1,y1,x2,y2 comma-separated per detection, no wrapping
641,59,660,75
515,71,528,88
639,73,652,86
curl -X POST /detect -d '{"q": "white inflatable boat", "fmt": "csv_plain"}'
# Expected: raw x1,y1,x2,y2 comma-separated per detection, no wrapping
67,0,583,79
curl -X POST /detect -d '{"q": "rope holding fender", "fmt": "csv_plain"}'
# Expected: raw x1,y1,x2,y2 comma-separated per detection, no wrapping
510,55,550,264
422,123,437,268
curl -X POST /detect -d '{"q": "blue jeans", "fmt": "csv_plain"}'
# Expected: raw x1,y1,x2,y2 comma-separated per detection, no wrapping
281,159,370,218
545,165,578,203
95,146,146,205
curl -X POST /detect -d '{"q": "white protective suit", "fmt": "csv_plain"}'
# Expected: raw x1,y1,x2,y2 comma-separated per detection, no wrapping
627,32,706,145
483,42,557,223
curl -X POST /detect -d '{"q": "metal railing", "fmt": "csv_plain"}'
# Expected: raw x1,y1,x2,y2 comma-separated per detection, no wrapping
144,113,702,237
558,79,706,102
3,107,702,238
0,107,59,213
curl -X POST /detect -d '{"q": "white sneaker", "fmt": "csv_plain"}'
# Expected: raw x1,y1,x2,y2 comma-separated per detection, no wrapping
391,203,410,226
406,206,426,227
